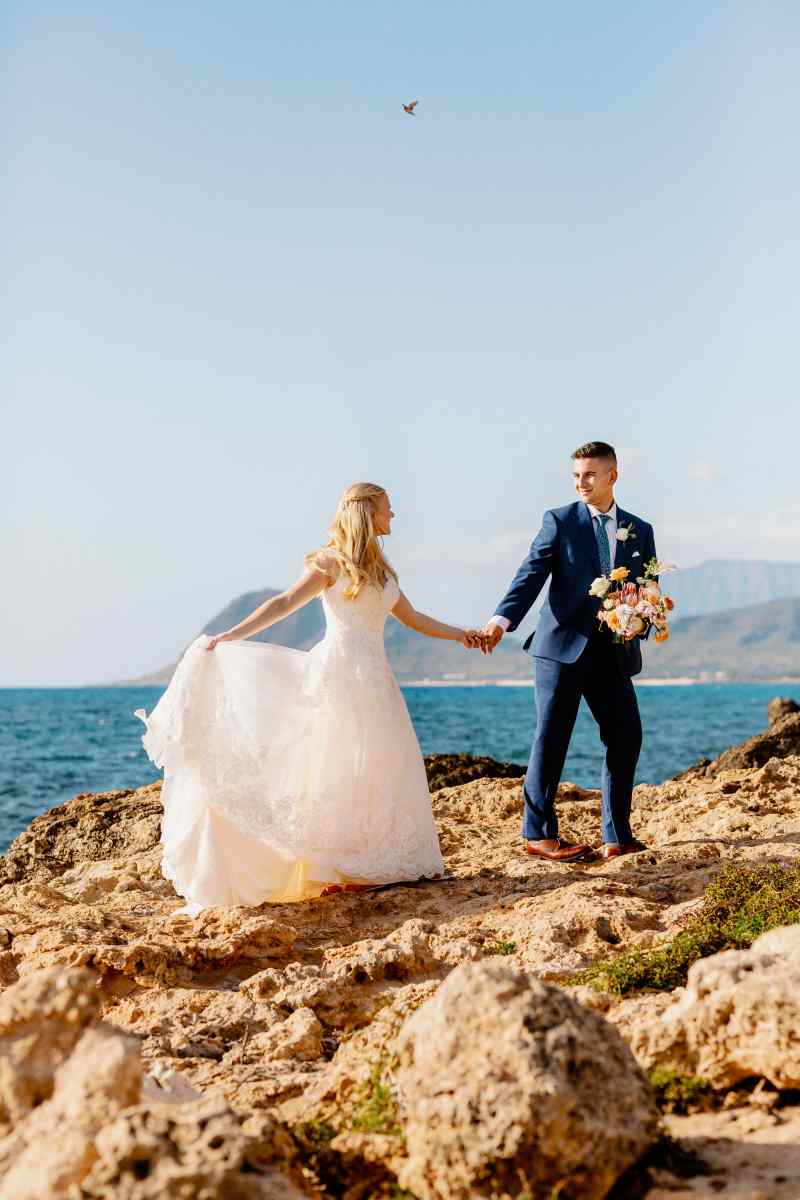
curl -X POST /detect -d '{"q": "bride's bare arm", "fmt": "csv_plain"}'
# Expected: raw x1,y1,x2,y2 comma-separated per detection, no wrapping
391,591,482,649
208,565,331,646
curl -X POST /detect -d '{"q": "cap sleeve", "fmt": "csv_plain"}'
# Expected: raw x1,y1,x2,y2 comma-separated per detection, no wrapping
311,550,340,581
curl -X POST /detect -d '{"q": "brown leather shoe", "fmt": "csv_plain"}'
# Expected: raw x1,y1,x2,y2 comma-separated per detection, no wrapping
525,838,596,863
599,839,648,860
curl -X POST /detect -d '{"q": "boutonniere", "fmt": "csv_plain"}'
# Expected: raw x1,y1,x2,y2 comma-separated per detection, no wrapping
616,522,636,543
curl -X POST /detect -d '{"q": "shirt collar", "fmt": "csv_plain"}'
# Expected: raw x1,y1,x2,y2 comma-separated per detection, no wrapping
586,501,617,522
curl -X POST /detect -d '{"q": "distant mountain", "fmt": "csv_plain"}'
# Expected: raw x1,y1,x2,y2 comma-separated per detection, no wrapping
121,589,326,686
111,559,800,688
643,597,800,680
112,587,531,687
664,559,800,619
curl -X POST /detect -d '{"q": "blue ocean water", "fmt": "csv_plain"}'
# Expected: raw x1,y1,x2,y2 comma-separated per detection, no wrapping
1,682,798,853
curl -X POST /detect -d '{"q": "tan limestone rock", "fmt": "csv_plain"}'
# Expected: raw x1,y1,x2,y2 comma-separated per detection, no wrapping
0,965,103,1126
394,960,659,1200
618,924,800,1090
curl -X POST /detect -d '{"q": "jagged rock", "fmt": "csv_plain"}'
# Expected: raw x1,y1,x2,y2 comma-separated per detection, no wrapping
5,904,297,991
669,756,713,782
710,711,800,774
394,960,659,1200
322,918,442,984
0,977,307,1198
279,980,439,1131
621,924,800,1090
80,1098,306,1199
0,966,103,1126
424,754,524,791
241,919,453,1026
768,697,800,725
0,785,164,888
244,1007,324,1062
2,746,800,1197
0,1022,142,1198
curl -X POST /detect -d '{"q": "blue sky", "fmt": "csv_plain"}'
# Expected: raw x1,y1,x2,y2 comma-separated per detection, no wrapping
4,1,799,685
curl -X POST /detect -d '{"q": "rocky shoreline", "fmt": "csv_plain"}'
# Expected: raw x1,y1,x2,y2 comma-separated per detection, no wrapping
2,711,800,1197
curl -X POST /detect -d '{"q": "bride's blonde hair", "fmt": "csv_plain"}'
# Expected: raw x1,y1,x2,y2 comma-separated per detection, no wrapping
306,482,398,600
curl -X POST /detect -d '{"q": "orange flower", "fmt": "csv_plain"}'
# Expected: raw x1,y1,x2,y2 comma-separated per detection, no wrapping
664,596,675,611
610,566,629,582
654,627,670,643
606,609,622,631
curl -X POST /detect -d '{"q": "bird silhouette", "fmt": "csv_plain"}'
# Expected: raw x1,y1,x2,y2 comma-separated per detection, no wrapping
402,100,418,115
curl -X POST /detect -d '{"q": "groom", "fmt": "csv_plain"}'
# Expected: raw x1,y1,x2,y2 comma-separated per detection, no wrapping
480,441,657,863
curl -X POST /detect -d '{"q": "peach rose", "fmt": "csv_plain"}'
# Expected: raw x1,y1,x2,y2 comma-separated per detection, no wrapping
605,608,622,631
643,584,661,603
610,566,629,582
627,615,646,637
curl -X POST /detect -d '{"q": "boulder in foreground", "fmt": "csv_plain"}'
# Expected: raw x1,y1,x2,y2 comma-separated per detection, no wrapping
624,923,800,1091
395,959,659,1200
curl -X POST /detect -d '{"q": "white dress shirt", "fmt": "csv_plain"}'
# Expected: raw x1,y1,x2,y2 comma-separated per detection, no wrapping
488,501,618,632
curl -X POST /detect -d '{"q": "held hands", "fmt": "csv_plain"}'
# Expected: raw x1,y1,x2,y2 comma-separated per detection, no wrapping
478,623,504,655
458,626,502,652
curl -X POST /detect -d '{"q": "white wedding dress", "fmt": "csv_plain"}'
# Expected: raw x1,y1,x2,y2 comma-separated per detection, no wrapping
134,571,444,912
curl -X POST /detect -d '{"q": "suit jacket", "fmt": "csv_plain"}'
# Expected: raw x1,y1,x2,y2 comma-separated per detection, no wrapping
494,501,657,677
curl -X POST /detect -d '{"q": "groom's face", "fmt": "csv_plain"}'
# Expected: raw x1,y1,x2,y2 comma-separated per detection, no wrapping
573,456,617,510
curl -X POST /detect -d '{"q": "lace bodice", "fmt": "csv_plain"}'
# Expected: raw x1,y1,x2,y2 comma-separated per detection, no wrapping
320,572,401,639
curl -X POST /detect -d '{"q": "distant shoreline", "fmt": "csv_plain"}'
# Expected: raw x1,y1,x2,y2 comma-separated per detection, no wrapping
3,676,800,692
398,676,800,689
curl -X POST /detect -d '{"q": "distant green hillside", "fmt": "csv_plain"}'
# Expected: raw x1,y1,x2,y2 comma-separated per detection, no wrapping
111,571,800,687
113,588,531,686
665,559,800,619
642,597,800,680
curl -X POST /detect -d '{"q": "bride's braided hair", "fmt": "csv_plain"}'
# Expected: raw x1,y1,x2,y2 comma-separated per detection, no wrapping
306,482,398,600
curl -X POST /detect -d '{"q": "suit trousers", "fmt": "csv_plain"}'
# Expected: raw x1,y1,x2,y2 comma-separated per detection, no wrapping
523,631,643,844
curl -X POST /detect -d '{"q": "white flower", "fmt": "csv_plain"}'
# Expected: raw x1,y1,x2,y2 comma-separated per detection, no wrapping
589,577,612,598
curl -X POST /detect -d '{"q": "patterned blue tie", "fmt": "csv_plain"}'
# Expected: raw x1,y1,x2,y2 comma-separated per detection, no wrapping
594,513,612,575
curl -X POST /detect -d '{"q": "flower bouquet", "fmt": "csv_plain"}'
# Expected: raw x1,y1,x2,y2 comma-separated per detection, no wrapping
588,558,677,644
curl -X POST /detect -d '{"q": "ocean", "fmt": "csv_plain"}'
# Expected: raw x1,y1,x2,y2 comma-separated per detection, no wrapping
1,682,797,854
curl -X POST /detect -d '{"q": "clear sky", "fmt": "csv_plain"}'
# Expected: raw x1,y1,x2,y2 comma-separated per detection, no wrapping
4,1,799,685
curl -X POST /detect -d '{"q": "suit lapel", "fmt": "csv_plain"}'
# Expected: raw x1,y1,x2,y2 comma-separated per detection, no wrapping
614,507,638,575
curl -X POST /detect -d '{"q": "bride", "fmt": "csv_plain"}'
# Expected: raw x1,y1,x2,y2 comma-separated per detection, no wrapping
134,482,482,913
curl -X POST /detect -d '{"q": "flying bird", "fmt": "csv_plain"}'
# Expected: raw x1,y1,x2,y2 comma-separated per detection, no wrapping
402,100,418,115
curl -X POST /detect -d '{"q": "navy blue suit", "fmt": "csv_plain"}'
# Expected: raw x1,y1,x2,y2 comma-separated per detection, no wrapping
495,501,657,844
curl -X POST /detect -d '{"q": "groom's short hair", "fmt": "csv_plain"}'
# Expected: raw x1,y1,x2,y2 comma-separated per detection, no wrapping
571,441,616,463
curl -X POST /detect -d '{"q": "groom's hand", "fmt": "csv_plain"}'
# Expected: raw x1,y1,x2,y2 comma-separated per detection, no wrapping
479,623,504,655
